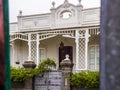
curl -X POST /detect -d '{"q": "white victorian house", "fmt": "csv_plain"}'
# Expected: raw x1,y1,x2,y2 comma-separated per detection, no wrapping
10,0,100,72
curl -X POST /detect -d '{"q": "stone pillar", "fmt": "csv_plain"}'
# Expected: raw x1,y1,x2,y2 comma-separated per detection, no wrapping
23,61,36,90
60,54,73,90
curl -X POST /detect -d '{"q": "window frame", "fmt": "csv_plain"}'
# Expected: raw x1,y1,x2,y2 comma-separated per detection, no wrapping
39,48,46,61
88,45,99,71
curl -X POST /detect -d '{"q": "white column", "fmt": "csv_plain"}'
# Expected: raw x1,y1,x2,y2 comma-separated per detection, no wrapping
75,30,79,71
36,34,40,66
11,42,15,67
13,43,15,66
85,29,90,70
28,33,32,61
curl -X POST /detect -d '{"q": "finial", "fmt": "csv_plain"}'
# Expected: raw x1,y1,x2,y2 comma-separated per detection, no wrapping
52,1,55,8
77,0,83,7
64,54,70,61
64,0,68,3
78,0,81,3
60,41,64,47
19,10,22,16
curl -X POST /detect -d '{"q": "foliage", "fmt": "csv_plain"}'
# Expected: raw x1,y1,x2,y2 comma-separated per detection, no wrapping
70,71,99,89
37,58,56,73
10,67,27,82
11,58,56,82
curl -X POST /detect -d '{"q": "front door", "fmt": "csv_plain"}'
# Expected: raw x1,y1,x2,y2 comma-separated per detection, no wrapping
59,46,73,69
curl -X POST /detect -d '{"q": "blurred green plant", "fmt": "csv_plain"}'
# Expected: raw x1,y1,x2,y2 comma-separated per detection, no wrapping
70,71,99,89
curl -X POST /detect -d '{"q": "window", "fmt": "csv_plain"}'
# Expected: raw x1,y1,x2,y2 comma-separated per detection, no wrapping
39,48,46,61
88,45,99,71
60,11,72,19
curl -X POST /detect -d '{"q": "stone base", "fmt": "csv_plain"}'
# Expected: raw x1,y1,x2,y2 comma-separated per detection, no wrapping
23,60,36,69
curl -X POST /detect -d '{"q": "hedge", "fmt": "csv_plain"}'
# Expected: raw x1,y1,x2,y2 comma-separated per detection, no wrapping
70,71,99,89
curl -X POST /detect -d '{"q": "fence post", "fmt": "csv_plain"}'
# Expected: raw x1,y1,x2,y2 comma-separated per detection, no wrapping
101,0,120,90
23,61,36,90
60,54,73,90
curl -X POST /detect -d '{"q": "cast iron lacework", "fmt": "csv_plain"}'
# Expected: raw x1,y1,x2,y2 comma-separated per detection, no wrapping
10,33,28,42
78,30,86,69
31,34,37,40
31,34,37,62
78,38,85,69
39,30,75,40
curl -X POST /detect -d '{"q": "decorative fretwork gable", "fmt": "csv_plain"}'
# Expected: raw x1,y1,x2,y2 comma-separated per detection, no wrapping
10,33,28,42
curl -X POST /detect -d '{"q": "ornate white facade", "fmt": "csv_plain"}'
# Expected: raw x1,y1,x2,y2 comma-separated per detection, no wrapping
10,0,100,72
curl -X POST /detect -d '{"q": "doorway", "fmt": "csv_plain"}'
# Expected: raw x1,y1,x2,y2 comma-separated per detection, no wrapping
59,42,73,69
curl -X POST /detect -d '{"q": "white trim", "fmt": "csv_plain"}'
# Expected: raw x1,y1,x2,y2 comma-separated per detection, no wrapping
13,45,15,66
28,33,31,60
75,30,79,70
36,34,40,66
10,33,28,42
10,43,15,66
85,29,90,70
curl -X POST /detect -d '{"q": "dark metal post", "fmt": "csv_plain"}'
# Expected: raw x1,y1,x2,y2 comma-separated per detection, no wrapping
100,0,120,90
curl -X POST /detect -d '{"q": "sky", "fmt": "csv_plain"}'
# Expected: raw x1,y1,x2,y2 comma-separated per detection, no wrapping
9,0,100,22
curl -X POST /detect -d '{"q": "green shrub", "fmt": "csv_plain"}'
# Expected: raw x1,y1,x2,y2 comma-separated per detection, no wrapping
11,58,56,82
37,58,56,73
70,71,99,89
10,67,27,82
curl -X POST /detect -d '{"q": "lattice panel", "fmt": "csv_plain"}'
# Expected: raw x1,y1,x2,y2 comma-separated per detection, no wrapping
31,41,37,62
31,34,37,40
79,30,85,38
78,30,86,69
78,38,86,69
